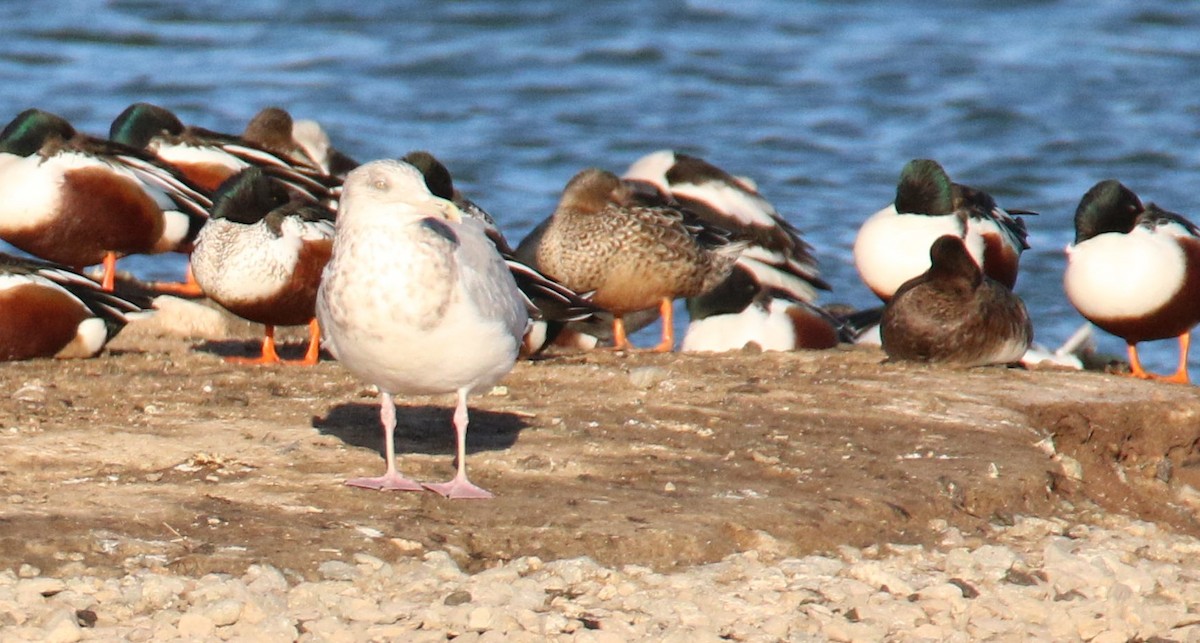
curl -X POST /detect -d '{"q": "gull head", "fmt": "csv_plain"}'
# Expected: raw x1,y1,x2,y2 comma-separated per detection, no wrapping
339,159,463,225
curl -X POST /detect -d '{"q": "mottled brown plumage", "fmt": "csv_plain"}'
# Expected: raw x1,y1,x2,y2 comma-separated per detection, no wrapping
881,235,1032,366
530,168,742,351
242,107,324,172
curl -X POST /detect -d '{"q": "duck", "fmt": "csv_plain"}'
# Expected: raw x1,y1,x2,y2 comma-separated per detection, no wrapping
680,276,841,352
880,234,1032,366
0,251,151,361
854,159,1032,301
109,102,248,192
514,215,661,353
190,167,335,366
0,108,210,292
624,150,828,300
400,150,596,345
623,150,835,352
241,107,330,174
316,159,529,499
110,102,337,202
1064,180,1200,384
520,167,744,352
275,111,360,179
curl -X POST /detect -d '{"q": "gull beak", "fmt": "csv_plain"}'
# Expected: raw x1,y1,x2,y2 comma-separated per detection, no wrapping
435,198,463,223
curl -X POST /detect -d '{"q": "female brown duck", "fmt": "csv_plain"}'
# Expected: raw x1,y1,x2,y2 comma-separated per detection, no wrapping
881,234,1032,366
524,167,743,352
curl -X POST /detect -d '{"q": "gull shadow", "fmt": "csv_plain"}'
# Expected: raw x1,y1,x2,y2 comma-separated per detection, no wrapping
312,402,529,458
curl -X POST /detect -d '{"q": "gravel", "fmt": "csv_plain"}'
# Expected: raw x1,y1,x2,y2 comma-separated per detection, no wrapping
3,513,1200,641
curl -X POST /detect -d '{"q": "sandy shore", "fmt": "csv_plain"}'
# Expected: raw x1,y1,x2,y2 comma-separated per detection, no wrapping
1,295,1199,639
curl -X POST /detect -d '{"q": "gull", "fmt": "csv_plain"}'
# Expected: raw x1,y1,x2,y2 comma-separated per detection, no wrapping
317,159,529,498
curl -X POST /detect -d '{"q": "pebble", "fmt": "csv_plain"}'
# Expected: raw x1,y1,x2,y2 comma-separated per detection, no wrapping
317,560,359,582
40,609,82,643
176,612,214,639
627,366,669,389
205,598,243,626
5,514,1200,640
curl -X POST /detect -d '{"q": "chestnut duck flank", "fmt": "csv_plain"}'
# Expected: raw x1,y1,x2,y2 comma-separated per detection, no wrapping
0,252,151,361
0,108,210,291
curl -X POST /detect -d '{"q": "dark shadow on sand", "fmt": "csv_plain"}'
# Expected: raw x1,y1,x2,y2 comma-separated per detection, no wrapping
193,339,332,363
312,402,529,459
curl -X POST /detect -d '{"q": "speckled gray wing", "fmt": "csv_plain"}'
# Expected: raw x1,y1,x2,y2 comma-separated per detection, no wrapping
395,218,462,332
453,216,530,342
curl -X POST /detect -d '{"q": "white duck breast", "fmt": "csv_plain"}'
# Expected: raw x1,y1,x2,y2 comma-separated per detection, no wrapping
149,140,250,174
681,299,797,352
0,152,70,231
1065,224,1188,320
853,205,985,298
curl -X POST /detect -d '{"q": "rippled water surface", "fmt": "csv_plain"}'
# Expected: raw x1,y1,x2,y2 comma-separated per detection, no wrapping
4,0,1200,372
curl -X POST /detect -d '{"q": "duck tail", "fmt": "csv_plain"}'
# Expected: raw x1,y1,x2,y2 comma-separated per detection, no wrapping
701,239,749,292
827,304,884,344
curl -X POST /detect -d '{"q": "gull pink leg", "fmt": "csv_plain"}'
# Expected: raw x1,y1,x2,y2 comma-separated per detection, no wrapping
346,392,424,491
423,388,493,499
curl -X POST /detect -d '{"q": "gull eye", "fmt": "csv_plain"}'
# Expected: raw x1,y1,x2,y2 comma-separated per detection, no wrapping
373,178,388,190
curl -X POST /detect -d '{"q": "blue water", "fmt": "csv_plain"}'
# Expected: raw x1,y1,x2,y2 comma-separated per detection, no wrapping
3,0,1199,374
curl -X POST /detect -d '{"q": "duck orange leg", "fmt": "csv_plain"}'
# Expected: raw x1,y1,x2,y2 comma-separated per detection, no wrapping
225,325,283,365
1127,335,1192,384
611,316,634,351
1126,343,1153,380
287,318,322,366
151,262,206,297
647,297,675,353
1162,333,1192,384
101,252,117,292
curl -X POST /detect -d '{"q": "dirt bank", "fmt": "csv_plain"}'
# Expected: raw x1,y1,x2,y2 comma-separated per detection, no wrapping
1,296,1198,581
